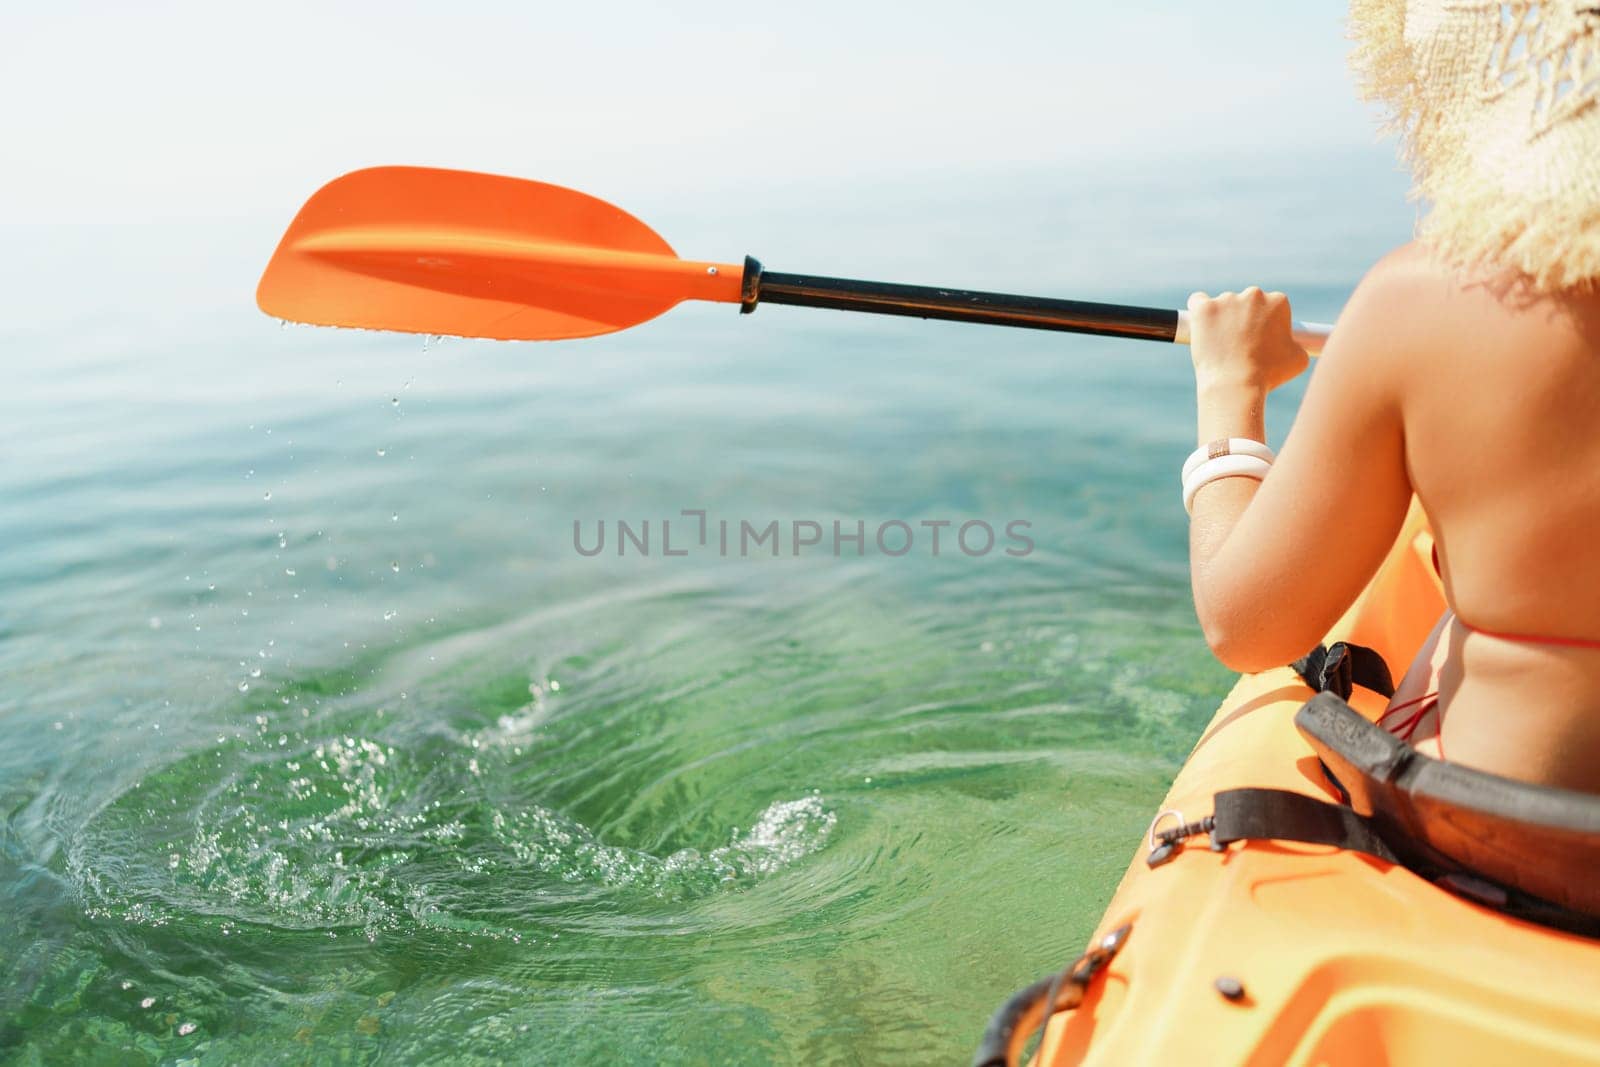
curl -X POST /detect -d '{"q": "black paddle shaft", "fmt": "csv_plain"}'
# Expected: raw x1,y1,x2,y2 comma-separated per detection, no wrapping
737,256,1179,342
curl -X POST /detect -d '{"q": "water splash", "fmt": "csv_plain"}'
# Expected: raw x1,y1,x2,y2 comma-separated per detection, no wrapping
69,725,837,942
486,793,836,897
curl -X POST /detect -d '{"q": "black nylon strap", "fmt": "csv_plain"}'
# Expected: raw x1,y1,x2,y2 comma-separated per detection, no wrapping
1201,786,1600,938
1292,642,1396,700
1209,788,1400,863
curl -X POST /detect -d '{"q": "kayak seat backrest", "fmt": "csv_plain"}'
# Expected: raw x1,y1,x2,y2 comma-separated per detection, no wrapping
1296,692,1600,918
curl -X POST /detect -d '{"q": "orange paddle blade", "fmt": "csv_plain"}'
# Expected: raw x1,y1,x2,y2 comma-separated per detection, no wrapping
257,167,744,341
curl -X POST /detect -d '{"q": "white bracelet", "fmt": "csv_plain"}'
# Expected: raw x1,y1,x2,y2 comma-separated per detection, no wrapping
1182,454,1272,515
1181,437,1276,482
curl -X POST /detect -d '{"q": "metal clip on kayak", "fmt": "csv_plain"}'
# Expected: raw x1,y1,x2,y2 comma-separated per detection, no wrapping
970,923,1132,1067
1145,809,1221,868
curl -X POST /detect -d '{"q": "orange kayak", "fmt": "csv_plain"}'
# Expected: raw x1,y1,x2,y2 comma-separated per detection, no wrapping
990,508,1600,1065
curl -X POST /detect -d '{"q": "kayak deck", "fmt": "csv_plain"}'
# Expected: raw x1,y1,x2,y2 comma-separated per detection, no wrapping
1039,508,1600,1065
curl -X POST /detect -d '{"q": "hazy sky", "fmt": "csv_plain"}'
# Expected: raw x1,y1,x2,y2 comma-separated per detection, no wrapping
4,2,1388,227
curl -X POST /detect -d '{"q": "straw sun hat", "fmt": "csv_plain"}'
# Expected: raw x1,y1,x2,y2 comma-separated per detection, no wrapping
1350,0,1600,289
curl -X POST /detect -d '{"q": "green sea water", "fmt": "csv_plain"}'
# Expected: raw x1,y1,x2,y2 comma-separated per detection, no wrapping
0,156,1408,1063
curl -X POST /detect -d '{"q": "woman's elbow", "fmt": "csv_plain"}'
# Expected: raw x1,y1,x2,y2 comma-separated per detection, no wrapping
1197,609,1314,675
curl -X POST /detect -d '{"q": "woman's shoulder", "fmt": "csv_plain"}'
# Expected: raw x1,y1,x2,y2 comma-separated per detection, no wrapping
1360,240,1580,317
1360,240,1461,300
1317,242,1455,372
1316,238,1599,391
1331,240,1505,372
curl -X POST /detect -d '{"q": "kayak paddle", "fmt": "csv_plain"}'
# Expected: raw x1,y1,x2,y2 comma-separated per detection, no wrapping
257,166,1333,352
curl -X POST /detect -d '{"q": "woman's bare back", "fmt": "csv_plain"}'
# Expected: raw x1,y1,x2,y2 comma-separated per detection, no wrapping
1386,242,1600,791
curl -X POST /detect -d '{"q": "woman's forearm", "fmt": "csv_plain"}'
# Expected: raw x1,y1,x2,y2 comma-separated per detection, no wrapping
1191,381,1268,542
1189,382,1269,646
1194,380,1267,447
